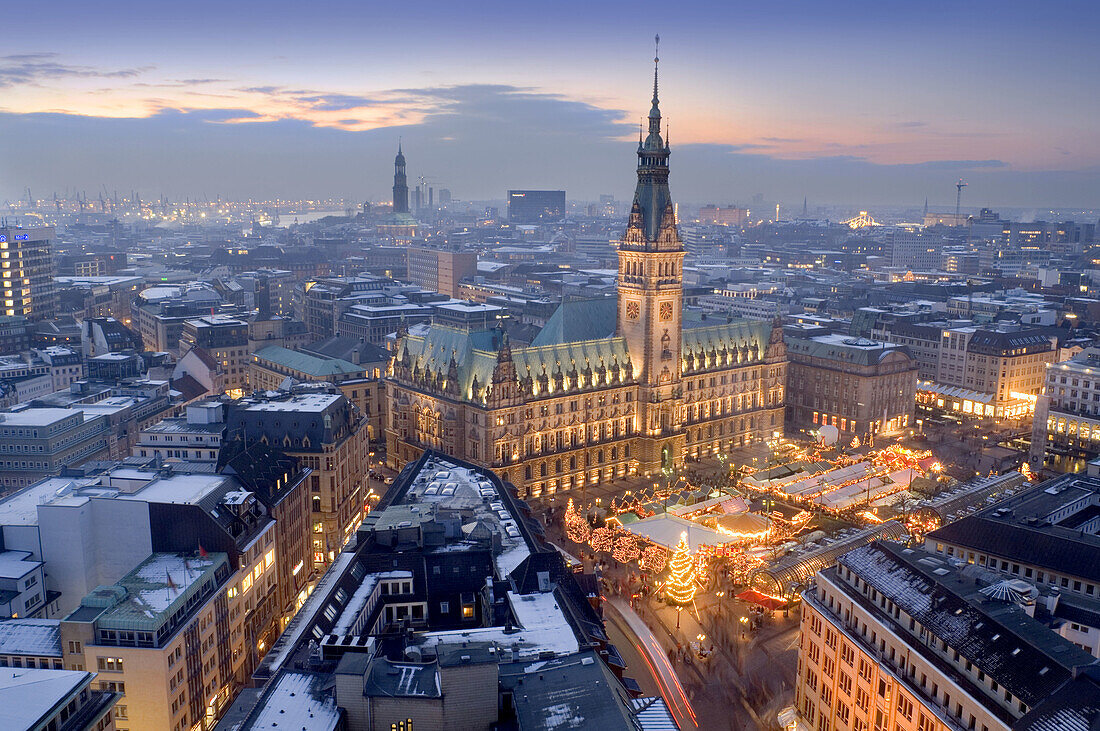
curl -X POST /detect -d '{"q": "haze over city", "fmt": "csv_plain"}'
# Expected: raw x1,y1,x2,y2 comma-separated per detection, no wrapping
3,0,1099,206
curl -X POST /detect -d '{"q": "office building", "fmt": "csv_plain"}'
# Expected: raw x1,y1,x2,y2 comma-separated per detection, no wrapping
932,327,1055,420
226,388,368,569
926,470,1100,652
180,316,250,396
796,539,1100,731
0,226,57,321
785,334,917,440
0,408,112,491
507,190,566,223
60,552,241,730
889,227,943,271
1030,347,1100,473
0,315,31,355
251,341,389,444
133,400,227,464
0,450,314,711
0,666,119,730
406,246,477,298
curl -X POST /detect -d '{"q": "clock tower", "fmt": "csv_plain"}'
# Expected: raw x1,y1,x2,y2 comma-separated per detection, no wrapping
617,35,686,475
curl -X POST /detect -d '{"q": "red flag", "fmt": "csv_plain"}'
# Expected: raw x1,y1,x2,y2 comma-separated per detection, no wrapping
198,544,208,558
165,569,176,590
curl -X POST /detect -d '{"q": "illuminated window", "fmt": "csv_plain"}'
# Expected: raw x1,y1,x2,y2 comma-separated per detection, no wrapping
264,550,275,569
242,574,253,592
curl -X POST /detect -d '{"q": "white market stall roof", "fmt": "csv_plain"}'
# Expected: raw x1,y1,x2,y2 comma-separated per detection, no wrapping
622,514,741,552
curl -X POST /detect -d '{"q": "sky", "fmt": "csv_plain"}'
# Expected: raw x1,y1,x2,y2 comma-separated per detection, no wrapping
1,0,1098,209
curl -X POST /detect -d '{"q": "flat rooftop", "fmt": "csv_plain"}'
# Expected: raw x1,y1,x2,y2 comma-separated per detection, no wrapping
0,408,79,427
0,668,91,729
71,552,226,633
0,619,61,657
239,393,342,413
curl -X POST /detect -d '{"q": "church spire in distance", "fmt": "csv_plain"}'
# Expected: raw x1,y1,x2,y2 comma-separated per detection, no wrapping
393,140,409,214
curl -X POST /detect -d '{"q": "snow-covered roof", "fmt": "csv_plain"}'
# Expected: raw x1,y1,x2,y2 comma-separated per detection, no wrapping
0,669,91,728
245,672,341,730
0,619,61,657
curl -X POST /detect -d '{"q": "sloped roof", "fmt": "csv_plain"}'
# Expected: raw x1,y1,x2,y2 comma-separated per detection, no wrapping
681,319,773,359
303,336,391,365
253,345,364,378
531,298,617,346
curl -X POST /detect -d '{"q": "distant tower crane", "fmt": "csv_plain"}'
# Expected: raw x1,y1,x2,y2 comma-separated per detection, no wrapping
955,179,967,221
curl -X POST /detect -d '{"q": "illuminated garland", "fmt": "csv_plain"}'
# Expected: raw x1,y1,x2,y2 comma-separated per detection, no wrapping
589,526,615,553
640,545,668,573
564,498,590,544
613,534,641,563
665,532,697,606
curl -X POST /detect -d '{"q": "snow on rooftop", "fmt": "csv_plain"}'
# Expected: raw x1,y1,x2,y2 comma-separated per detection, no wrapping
248,672,341,730
0,669,90,729
243,393,341,412
0,408,78,427
0,619,61,657
0,550,41,579
331,571,412,636
0,477,93,527
114,554,217,616
416,590,580,659
118,473,227,504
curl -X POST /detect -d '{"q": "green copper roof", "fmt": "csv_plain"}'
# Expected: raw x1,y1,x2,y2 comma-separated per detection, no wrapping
531,298,617,346
397,323,634,404
254,345,364,378
681,320,774,368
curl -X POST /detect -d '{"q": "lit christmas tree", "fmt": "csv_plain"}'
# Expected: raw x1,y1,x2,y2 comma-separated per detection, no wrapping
613,534,641,563
589,526,615,553
665,532,697,607
564,498,590,544
640,544,668,573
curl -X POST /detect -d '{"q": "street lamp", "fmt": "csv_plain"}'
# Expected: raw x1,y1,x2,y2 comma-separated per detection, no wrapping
716,590,725,616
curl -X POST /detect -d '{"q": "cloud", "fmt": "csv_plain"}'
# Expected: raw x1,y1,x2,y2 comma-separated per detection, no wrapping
0,85,1094,208
0,52,151,88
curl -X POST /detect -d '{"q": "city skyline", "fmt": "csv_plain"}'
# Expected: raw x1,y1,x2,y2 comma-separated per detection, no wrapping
2,0,1099,206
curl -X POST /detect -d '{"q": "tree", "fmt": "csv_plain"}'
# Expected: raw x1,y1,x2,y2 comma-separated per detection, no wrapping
665,531,697,607
589,526,615,553
613,534,641,563
640,544,668,573
564,498,590,544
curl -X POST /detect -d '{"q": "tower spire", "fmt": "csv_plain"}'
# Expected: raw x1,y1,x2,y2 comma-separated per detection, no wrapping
650,35,661,123
652,34,660,105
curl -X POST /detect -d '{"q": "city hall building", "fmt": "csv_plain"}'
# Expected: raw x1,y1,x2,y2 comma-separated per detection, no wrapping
385,60,787,497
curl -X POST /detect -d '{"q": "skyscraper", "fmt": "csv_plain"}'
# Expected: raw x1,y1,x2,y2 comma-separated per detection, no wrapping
392,143,409,214
0,226,57,321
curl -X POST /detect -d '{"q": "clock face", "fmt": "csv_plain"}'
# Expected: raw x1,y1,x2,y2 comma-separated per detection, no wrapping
659,301,674,321
625,300,640,320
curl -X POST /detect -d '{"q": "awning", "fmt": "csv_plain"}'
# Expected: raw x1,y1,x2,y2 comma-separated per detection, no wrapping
736,589,788,610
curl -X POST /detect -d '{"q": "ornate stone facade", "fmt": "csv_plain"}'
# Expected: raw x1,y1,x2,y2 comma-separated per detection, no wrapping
384,54,787,497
